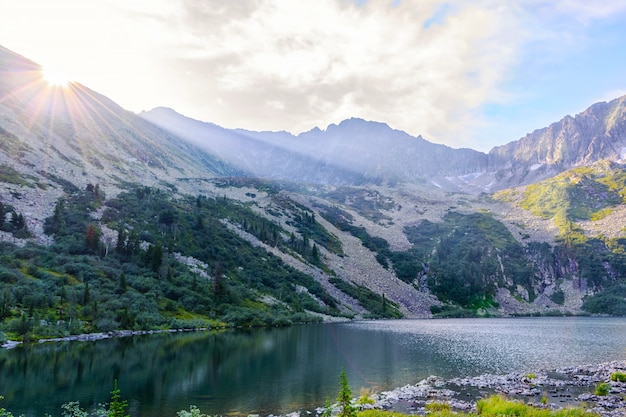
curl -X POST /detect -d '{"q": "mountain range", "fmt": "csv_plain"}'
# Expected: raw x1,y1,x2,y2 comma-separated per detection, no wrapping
1,44,625,335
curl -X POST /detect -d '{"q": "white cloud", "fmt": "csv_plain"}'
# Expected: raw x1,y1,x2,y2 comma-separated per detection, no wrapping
131,0,523,147
2,0,624,150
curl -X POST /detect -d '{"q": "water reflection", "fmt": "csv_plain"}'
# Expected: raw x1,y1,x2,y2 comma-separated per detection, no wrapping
0,318,625,417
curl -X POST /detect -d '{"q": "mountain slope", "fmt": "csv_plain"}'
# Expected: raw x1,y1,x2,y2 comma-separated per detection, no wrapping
0,45,240,237
0,43,625,332
141,108,491,188
489,95,626,188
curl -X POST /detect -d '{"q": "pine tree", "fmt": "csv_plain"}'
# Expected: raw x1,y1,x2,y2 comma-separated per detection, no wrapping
0,290,10,319
321,396,333,417
83,282,90,305
119,273,127,292
337,369,356,417
312,244,320,262
108,380,129,417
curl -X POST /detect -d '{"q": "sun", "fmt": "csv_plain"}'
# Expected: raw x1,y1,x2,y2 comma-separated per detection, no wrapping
42,66,72,87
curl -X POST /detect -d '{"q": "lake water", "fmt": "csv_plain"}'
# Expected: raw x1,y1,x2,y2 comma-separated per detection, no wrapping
1,317,625,417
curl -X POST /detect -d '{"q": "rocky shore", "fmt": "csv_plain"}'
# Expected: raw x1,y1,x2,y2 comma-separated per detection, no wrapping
0,328,215,350
343,361,626,417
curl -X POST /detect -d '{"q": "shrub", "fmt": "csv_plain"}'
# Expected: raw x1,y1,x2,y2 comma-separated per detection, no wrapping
61,401,88,417
610,371,626,382
177,405,208,417
550,290,565,305
357,388,375,405
0,395,16,417
594,382,610,396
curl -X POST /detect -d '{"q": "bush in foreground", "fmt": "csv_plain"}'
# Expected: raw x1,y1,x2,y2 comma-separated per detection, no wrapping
610,371,626,382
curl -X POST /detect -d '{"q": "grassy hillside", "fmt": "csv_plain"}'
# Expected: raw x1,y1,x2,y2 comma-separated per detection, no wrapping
515,161,626,223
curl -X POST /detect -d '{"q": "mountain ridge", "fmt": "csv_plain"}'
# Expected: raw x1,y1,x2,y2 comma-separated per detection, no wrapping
142,92,626,193
1,43,625,331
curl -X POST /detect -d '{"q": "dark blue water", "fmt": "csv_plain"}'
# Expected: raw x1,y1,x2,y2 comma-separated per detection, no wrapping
0,317,624,417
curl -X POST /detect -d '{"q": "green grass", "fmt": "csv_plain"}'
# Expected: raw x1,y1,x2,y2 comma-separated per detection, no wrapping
357,395,598,417
517,162,626,226
476,395,598,417
0,164,36,187
425,402,451,412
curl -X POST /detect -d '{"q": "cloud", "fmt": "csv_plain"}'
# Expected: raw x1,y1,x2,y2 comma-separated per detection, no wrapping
3,0,623,150
126,0,523,147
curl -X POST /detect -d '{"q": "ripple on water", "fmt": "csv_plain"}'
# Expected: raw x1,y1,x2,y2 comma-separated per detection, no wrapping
344,317,626,375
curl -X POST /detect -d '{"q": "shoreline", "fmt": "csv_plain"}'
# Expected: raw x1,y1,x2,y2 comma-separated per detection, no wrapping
0,327,217,349
347,360,626,417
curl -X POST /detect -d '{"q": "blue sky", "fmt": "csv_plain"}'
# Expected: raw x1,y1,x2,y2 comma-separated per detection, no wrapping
1,0,626,151
480,4,626,149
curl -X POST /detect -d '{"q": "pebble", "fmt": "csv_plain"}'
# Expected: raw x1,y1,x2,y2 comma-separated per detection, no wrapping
313,361,626,417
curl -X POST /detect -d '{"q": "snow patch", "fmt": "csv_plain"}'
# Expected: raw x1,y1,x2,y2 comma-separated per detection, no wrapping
431,181,442,189
530,163,543,171
459,172,481,181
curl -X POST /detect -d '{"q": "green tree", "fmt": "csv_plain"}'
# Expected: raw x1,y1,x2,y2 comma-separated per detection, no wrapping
119,273,128,292
0,290,10,320
108,380,129,417
337,369,356,417
321,396,333,417
82,282,90,305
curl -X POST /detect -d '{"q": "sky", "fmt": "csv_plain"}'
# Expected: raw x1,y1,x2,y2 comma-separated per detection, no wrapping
1,0,626,152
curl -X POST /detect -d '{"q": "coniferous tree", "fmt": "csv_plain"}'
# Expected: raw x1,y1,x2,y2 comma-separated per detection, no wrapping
312,244,320,262
0,290,10,320
321,396,333,417
119,273,127,292
108,380,129,417
83,282,90,305
11,212,25,229
337,369,356,417
85,224,101,252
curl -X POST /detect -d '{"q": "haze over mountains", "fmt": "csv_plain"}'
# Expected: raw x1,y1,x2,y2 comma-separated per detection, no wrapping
1,44,626,324
140,96,626,193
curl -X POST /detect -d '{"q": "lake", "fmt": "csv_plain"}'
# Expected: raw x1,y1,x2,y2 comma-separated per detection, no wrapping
1,317,625,417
